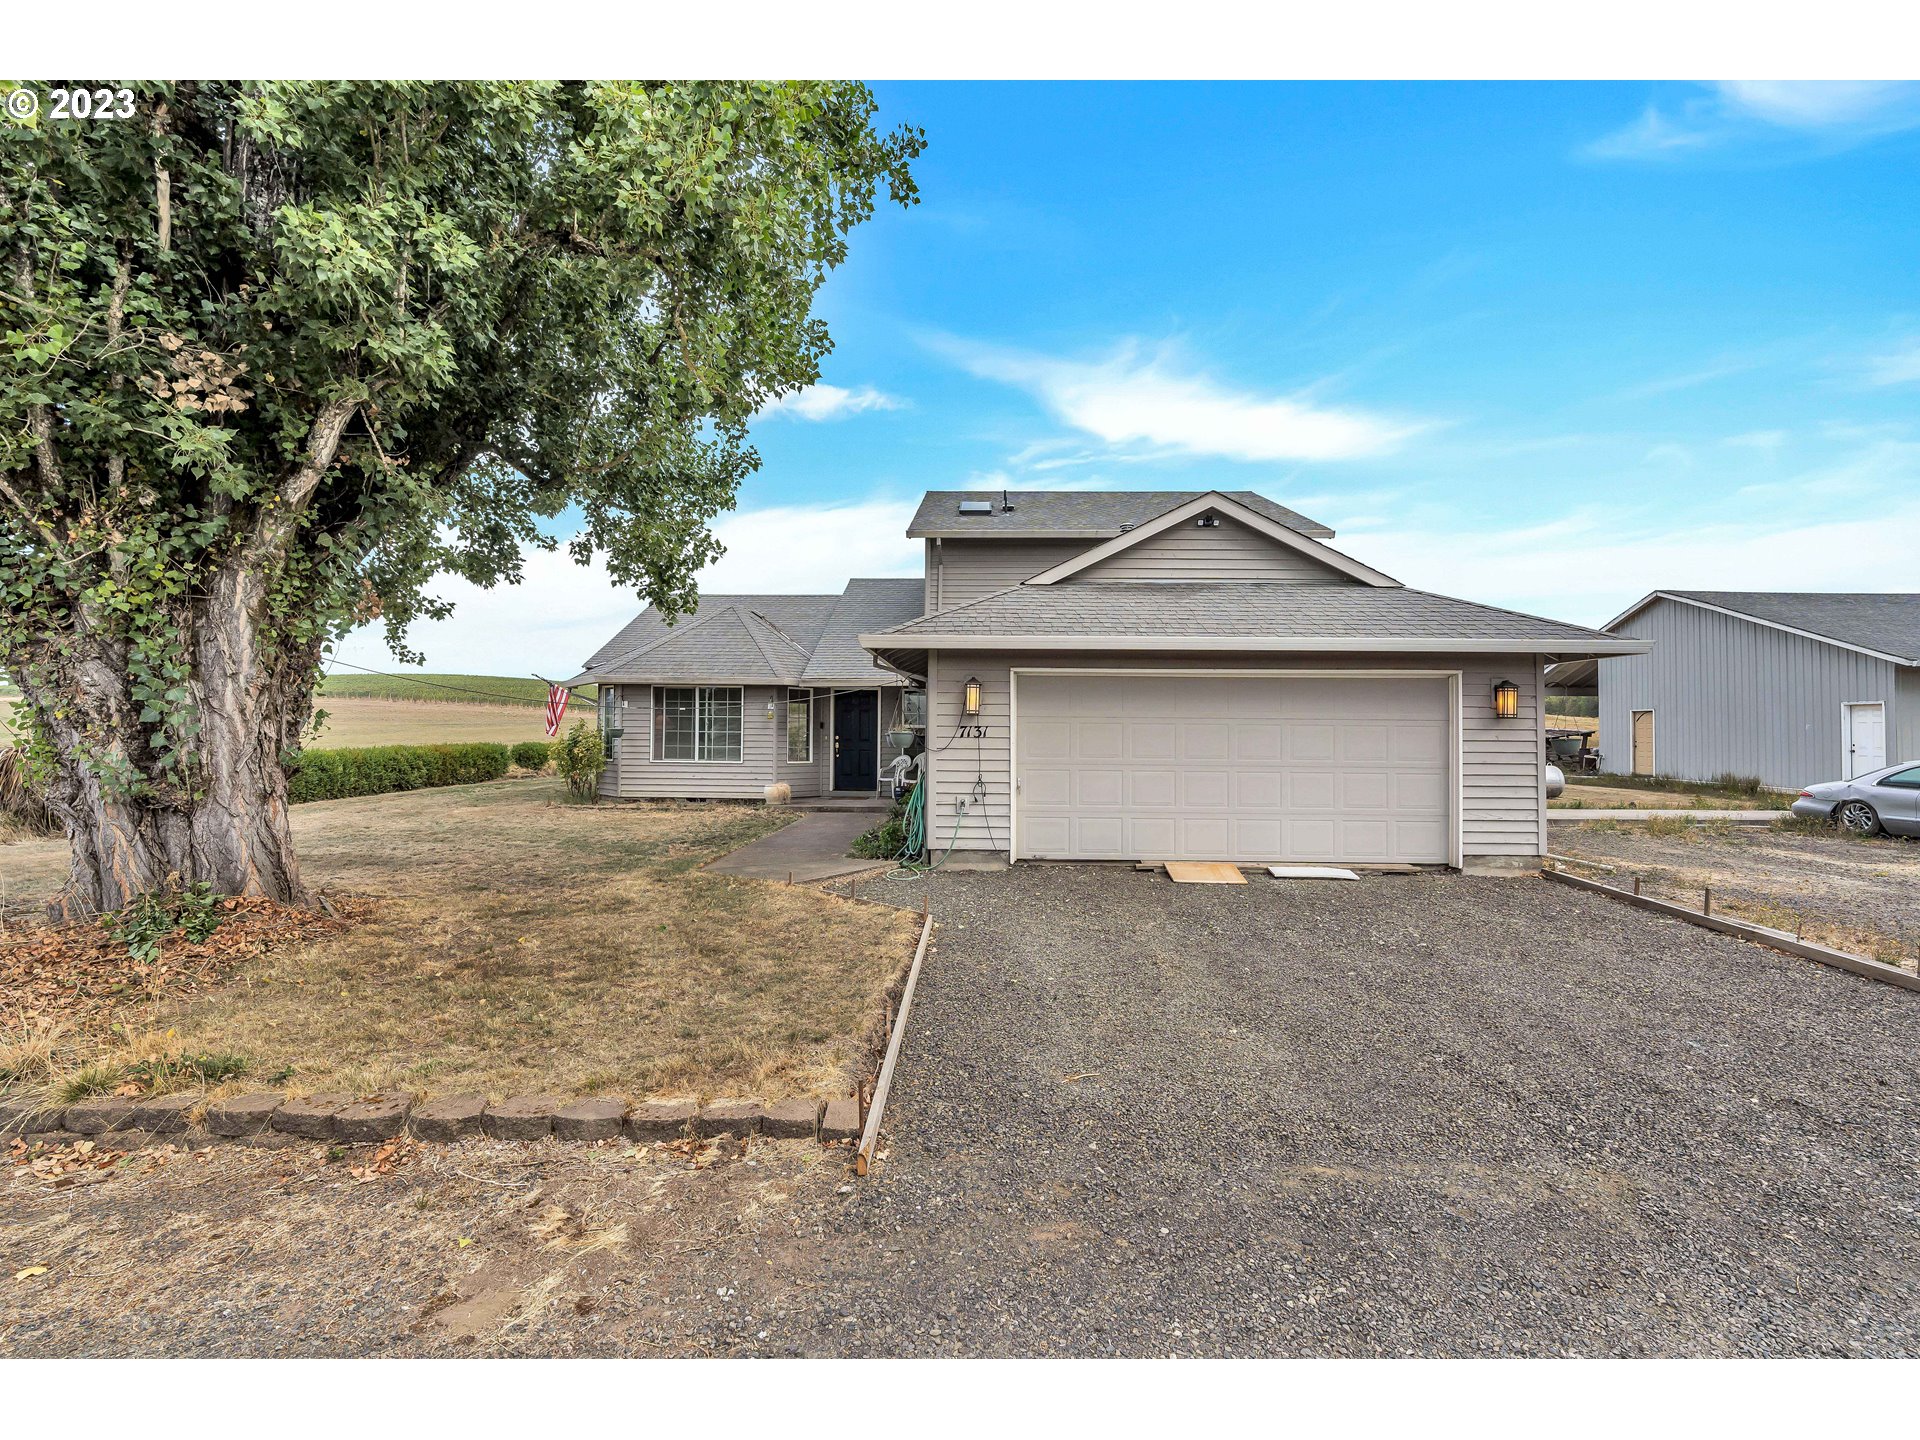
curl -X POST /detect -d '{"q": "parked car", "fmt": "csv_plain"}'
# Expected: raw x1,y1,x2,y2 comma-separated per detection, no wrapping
1792,762,1920,836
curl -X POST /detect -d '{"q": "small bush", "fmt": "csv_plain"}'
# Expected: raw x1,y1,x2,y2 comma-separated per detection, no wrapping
109,882,224,963
852,795,910,859
555,721,605,800
511,740,552,772
285,741,510,804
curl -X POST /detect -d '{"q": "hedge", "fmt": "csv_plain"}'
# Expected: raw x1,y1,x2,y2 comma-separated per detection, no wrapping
510,740,552,772
286,742,511,804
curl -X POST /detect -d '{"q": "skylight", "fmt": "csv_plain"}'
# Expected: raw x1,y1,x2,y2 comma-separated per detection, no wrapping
957,498,993,515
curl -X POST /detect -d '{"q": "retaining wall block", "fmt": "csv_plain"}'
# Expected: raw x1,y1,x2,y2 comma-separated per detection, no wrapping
130,1092,202,1134
272,1092,352,1139
334,1095,413,1144
482,1095,562,1141
205,1093,284,1137
553,1097,629,1142
409,1094,487,1142
624,1099,697,1142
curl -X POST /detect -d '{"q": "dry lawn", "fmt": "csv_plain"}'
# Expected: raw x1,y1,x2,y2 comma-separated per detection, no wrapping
1549,782,1785,811
1,780,918,1102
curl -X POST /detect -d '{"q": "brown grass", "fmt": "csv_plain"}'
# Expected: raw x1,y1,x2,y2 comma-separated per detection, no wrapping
5,780,920,1103
1550,782,1774,811
306,696,557,749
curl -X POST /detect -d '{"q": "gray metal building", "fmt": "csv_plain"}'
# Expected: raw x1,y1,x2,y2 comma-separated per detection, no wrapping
1549,591,1920,790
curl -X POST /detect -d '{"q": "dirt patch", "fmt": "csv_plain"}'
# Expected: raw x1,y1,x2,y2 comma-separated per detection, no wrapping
1553,822,1920,973
0,1130,853,1356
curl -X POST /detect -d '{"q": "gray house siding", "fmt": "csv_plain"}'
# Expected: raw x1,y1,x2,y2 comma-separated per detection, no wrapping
1901,666,1920,764
1072,514,1353,584
602,683,784,800
1597,596,1904,789
926,649,1545,863
926,538,1089,613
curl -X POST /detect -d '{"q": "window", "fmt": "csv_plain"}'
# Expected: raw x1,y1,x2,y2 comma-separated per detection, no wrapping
598,686,621,760
1880,766,1920,789
786,689,812,763
653,685,741,762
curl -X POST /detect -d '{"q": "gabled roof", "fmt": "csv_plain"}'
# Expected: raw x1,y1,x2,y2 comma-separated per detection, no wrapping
1601,590,1920,666
1023,491,1397,588
907,489,1334,540
580,593,840,675
572,582,920,687
860,582,1648,656
800,579,926,684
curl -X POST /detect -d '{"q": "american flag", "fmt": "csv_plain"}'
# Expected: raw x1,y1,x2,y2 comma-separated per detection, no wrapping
544,683,570,738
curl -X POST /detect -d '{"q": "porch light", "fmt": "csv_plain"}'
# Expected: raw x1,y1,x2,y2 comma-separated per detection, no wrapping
962,675,983,717
1492,679,1520,720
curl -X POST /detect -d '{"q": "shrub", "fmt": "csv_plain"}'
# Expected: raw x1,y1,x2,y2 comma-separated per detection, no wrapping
109,882,224,963
0,745,56,835
851,794,910,859
285,742,510,804
511,740,552,772
555,721,605,799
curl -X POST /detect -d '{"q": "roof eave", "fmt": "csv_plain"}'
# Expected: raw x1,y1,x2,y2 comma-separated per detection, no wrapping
857,634,1652,656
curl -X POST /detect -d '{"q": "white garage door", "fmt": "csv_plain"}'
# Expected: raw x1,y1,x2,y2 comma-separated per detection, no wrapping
1014,672,1452,864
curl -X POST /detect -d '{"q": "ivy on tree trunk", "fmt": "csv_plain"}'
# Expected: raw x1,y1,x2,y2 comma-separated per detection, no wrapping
0,81,921,917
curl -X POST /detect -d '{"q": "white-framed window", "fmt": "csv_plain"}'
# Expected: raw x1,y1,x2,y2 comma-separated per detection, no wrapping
786,688,812,763
654,685,742,762
598,686,621,760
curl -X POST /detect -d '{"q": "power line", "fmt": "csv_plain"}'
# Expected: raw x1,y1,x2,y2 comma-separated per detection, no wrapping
319,658,588,706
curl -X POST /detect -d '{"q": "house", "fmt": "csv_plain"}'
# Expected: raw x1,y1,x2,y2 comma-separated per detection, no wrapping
572,578,925,801
1545,591,1920,791
575,489,1645,871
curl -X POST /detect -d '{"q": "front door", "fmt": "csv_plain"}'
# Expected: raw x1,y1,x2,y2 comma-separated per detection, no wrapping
1844,702,1886,779
833,690,878,792
1631,710,1655,776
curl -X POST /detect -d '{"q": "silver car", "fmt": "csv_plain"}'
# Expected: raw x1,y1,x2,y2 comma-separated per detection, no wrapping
1792,761,1920,836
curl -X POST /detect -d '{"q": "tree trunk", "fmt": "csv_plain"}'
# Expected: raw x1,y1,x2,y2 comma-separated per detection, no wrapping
25,554,316,921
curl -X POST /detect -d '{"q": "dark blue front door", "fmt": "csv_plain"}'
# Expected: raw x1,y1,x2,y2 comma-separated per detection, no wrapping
834,690,878,791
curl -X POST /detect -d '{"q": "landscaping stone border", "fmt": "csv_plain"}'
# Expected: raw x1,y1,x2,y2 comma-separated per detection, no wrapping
1,1090,862,1152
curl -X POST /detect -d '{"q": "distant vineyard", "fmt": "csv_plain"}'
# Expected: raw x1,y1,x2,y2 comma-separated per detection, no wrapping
317,673,596,708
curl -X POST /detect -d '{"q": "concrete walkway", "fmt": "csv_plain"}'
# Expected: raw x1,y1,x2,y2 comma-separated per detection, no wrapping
704,810,890,883
1550,809,1782,825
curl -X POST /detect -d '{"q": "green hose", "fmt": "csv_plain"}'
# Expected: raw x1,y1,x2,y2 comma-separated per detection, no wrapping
892,775,961,872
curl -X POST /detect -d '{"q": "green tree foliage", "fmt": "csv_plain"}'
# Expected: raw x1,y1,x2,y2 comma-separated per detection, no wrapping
0,82,921,913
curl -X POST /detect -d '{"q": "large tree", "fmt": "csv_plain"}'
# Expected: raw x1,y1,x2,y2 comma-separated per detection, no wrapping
0,81,921,917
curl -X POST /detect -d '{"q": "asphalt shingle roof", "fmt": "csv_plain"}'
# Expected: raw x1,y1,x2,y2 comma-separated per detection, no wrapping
800,579,926,684
906,490,1334,540
574,582,921,686
1664,591,1920,664
864,582,1626,649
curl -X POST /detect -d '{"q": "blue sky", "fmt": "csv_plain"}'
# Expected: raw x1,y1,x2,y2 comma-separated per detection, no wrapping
337,80,1920,677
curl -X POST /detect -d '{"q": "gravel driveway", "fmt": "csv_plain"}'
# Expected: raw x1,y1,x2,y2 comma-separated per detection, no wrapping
6,867,1916,1356
800,865,1920,1355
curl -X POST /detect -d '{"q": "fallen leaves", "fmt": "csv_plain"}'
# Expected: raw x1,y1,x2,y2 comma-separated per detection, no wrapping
346,1138,412,1185
0,894,376,1040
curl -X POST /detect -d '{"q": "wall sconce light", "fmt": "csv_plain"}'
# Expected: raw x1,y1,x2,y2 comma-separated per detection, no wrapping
962,675,983,717
1492,679,1519,720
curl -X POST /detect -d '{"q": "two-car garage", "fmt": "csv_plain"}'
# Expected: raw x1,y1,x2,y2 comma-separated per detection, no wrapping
1012,671,1456,865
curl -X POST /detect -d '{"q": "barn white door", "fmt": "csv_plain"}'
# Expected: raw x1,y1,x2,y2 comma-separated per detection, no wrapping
1844,702,1885,779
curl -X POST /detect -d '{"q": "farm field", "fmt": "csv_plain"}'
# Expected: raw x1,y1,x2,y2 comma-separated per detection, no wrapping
0,780,918,1102
309,696,559,749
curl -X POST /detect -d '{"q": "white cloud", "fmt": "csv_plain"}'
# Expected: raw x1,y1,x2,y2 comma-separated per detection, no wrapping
1348,499,1920,630
1862,338,1920,387
1586,81,1920,160
757,383,903,422
332,496,924,678
933,336,1424,462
